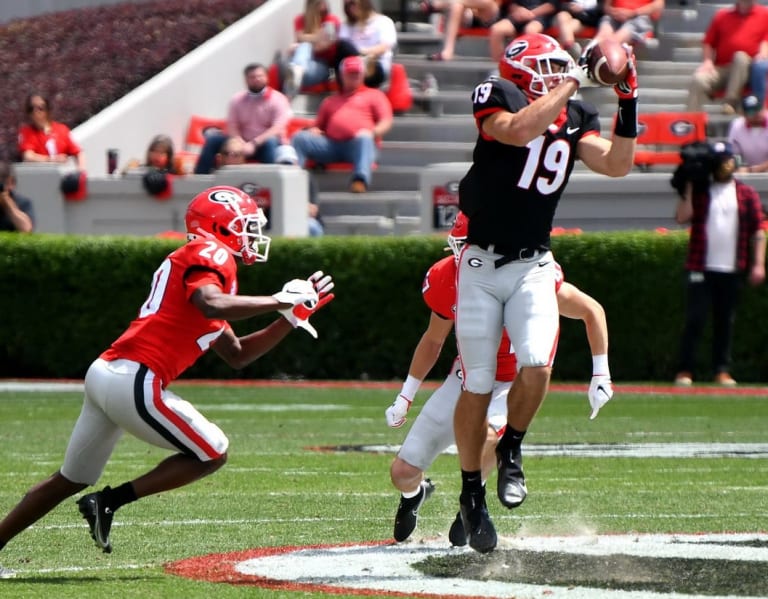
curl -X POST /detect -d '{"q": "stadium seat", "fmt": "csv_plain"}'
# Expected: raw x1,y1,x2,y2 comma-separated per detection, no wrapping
185,115,227,152
386,63,413,114
628,112,708,170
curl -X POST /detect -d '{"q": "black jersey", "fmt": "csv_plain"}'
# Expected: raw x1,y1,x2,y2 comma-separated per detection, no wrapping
459,76,600,249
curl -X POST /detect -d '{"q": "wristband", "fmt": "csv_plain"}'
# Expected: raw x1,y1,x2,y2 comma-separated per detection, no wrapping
400,374,421,400
614,98,638,138
592,354,610,377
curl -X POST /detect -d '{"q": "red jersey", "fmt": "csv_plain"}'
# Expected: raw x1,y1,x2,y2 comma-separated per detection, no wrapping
101,239,238,386
422,256,565,382
18,121,81,158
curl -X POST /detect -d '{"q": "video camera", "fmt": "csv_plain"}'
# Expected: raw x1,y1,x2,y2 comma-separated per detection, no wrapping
670,141,734,196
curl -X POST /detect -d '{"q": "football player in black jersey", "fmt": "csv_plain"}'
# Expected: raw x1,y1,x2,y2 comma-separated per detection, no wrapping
452,32,637,553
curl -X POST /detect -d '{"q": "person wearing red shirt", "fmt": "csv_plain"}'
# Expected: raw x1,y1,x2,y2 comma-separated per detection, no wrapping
290,55,393,192
687,0,768,113
0,186,334,573
18,93,86,171
385,213,613,547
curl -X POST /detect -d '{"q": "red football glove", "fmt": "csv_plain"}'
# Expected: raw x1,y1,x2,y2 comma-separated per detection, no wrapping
614,45,638,100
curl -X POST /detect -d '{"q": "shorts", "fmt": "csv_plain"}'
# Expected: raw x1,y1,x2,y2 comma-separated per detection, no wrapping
397,358,510,472
599,14,654,43
61,358,228,485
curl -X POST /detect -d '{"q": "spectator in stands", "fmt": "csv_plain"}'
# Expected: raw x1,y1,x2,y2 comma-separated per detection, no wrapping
18,93,86,171
687,0,768,114
488,0,559,62
554,0,604,59
283,0,342,98
291,56,393,193
336,0,398,88
215,137,324,236
194,64,293,174
0,161,34,233
424,0,505,62
121,134,181,175
215,137,249,168
591,0,663,49
728,95,768,172
671,141,765,387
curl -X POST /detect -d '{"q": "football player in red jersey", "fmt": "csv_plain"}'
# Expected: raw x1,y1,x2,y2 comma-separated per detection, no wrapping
385,213,612,545
454,32,635,553
0,186,334,568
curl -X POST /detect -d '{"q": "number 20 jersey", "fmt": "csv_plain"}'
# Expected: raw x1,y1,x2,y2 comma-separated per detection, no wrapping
101,239,238,387
459,76,600,248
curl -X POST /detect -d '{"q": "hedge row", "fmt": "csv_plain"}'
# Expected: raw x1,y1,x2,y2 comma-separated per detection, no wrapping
1,232,766,383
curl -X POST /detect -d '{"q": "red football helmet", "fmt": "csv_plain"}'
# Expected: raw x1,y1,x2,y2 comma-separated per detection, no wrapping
185,185,271,265
447,211,468,259
499,33,574,98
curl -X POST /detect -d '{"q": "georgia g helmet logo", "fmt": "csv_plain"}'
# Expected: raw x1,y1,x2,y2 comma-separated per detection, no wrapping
208,188,243,205
505,39,529,61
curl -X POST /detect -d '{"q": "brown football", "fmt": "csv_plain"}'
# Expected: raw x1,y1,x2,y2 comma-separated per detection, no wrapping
587,39,629,86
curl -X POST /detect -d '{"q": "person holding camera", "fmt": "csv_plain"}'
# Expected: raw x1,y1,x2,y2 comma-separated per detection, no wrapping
671,141,766,387
0,161,34,233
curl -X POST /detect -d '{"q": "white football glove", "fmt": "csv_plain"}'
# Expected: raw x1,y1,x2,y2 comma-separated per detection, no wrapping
278,271,335,338
273,278,319,307
564,63,599,89
385,394,412,428
588,375,614,420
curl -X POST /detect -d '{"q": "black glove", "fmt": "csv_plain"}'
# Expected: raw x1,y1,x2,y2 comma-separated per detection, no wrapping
142,168,169,195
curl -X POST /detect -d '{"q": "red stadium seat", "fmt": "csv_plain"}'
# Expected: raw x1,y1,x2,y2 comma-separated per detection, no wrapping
624,112,708,170
185,115,227,152
386,63,413,114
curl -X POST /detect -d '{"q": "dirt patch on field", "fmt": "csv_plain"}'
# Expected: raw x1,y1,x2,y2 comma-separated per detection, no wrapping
415,547,768,596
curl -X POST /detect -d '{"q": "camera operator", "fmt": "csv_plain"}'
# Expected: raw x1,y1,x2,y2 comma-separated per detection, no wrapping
671,141,766,387
0,161,34,233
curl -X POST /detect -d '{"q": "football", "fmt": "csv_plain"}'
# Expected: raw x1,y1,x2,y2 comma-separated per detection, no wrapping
587,39,629,86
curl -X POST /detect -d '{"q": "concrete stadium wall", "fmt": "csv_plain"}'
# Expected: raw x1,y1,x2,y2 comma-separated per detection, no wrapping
14,163,310,237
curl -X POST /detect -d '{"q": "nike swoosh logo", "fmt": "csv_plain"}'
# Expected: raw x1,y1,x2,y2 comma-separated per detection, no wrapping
537,261,551,267
567,126,579,134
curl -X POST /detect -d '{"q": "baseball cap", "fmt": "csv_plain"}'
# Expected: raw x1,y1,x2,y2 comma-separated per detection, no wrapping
340,55,364,74
710,140,734,158
742,94,761,114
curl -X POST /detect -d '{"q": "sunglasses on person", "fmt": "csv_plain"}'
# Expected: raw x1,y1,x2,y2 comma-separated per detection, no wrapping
28,104,48,113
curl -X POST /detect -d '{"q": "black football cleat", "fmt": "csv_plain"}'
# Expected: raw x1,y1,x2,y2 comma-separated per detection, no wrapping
448,510,467,547
496,444,528,509
459,488,497,553
393,478,435,542
77,488,114,554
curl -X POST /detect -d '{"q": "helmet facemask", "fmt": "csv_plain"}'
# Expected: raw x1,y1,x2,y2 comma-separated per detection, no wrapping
446,212,468,261
516,52,574,97
228,206,271,265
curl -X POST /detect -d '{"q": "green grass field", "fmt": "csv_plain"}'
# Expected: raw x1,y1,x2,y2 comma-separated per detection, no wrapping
0,382,766,598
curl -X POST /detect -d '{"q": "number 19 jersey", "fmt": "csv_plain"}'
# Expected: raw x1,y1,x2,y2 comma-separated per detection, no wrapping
459,76,600,248
101,239,238,387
